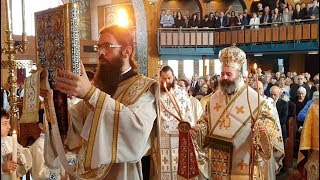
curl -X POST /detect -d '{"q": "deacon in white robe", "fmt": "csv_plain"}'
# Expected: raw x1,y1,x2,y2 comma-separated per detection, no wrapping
51,25,160,180
196,46,284,180
29,132,62,179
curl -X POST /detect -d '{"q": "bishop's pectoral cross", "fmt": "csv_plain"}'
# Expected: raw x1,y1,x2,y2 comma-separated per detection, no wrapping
219,114,231,130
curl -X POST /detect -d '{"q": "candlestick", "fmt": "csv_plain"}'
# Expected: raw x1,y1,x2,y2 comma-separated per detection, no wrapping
22,0,26,34
6,0,12,32
163,82,183,121
12,130,17,180
253,63,260,119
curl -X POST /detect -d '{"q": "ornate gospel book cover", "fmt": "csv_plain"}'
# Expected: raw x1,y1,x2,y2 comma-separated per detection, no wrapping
35,3,80,136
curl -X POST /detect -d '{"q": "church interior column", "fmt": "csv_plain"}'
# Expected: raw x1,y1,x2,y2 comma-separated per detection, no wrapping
162,60,168,67
178,60,184,77
209,59,215,75
194,60,199,76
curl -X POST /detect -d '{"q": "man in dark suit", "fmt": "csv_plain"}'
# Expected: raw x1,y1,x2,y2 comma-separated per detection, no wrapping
215,11,228,28
260,6,272,27
191,73,200,96
201,14,213,28
270,86,289,140
308,0,319,19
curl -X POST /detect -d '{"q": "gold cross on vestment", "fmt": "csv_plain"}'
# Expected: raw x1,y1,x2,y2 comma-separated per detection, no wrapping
214,103,222,112
237,160,248,171
235,106,244,114
219,114,231,130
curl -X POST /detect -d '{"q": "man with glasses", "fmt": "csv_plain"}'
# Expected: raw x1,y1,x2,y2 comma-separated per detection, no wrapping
53,25,160,180
270,86,289,141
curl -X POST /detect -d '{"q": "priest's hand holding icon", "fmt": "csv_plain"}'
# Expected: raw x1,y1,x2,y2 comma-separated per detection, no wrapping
55,62,92,99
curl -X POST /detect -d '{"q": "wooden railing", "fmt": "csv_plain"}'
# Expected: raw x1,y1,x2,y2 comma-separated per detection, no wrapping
158,19,319,48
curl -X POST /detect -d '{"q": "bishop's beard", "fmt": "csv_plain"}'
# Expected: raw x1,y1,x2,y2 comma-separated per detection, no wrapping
94,54,124,97
219,75,241,95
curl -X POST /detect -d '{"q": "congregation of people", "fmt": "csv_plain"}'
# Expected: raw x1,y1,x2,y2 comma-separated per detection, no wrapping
1,23,319,179
160,0,319,30
1,67,319,179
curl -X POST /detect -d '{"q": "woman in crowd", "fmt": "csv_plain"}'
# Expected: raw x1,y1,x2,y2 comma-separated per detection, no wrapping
292,3,306,21
174,11,186,28
188,13,200,28
272,7,282,26
228,11,238,26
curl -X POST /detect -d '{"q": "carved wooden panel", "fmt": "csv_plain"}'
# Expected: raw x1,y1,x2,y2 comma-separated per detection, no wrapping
202,32,209,46
303,24,311,40
295,25,302,40
279,26,287,41
208,32,214,45
219,31,226,45
166,32,173,45
232,31,238,45
272,27,279,42
172,32,178,46
237,30,245,44
190,32,196,45
258,28,265,42
197,32,202,45
214,32,220,45
185,32,191,45
311,24,318,39
226,31,232,45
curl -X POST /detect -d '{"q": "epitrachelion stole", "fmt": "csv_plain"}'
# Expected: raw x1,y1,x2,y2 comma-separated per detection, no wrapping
35,3,80,136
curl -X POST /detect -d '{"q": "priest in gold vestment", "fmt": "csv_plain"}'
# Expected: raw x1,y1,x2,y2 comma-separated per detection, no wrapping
196,45,284,180
297,98,319,180
53,25,160,180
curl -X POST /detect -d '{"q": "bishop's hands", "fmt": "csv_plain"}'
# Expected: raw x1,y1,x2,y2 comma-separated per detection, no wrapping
258,124,266,134
55,62,92,99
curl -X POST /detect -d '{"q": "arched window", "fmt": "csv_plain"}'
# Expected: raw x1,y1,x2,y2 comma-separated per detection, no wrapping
12,0,63,36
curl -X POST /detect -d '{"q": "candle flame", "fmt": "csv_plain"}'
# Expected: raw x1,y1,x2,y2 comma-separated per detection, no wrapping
12,130,16,134
253,63,257,70
163,82,167,88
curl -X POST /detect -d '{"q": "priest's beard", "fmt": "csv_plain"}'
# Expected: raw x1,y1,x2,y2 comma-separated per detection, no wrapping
219,75,241,95
94,54,124,96
160,79,176,93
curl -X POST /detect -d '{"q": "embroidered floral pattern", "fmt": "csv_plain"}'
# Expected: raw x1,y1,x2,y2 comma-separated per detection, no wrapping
160,87,193,134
